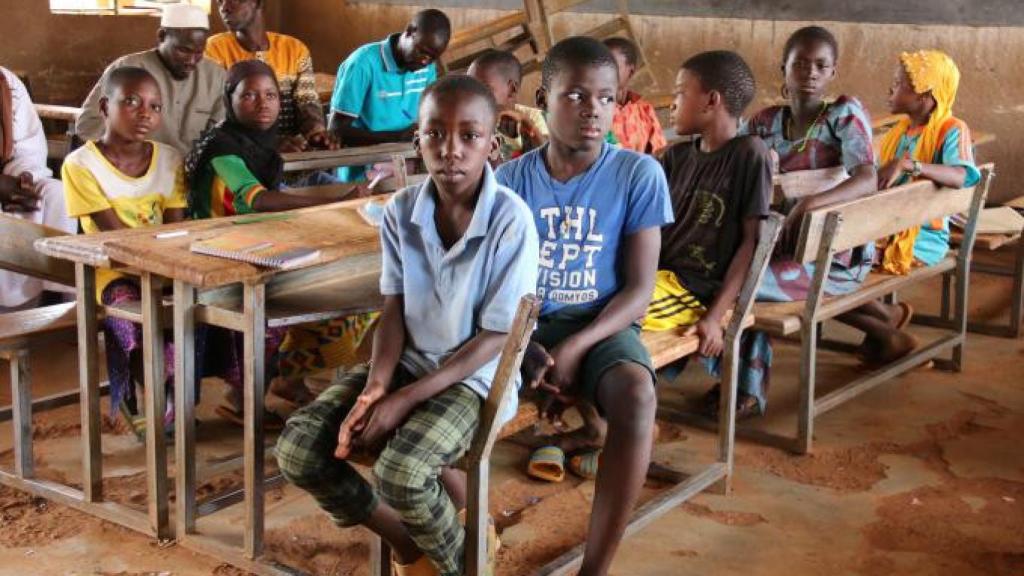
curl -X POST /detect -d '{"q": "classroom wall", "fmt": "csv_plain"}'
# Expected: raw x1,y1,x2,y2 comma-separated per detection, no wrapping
4,2,1020,202
282,1,1023,203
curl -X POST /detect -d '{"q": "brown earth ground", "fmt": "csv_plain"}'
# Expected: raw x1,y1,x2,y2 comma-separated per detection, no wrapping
0,247,1022,575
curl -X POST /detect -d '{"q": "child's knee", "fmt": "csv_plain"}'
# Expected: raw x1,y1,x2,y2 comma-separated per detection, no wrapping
601,364,656,425
276,423,333,489
374,449,435,510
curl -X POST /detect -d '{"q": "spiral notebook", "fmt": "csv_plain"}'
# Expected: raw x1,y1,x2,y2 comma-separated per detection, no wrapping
190,230,321,269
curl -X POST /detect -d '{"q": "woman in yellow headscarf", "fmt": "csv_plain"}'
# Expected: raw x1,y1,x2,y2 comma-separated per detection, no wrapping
876,49,981,275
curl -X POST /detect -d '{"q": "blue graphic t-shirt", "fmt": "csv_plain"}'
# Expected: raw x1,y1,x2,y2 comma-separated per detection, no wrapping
496,143,672,316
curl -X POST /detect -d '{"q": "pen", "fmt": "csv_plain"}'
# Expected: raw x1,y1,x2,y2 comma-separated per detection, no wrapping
155,230,188,239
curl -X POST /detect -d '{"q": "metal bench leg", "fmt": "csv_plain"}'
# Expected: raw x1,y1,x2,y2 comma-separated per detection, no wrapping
714,334,741,494
797,321,818,455
940,271,953,322
8,350,34,479
1010,236,1024,338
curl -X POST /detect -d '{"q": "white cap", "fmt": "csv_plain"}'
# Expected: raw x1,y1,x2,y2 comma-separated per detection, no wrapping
160,4,209,30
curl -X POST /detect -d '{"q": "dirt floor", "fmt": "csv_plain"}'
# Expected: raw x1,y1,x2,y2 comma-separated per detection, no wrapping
0,247,1022,575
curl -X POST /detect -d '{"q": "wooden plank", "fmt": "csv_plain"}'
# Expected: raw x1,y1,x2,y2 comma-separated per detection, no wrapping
75,263,102,502
753,256,958,335
0,381,110,423
448,11,529,50
281,142,416,172
0,302,77,344
796,180,974,264
8,350,33,479
0,214,75,286
773,166,847,202
34,103,82,123
141,273,170,540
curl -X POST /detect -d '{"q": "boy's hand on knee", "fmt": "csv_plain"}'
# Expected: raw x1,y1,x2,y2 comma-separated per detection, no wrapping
547,338,585,394
352,390,416,451
335,386,387,459
686,318,724,358
523,341,555,392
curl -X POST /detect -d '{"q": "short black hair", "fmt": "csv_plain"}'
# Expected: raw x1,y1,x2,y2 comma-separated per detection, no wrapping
782,26,839,65
541,36,618,89
681,50,756,117
419,74,498,124
603,37,638,68
470,49,522,83
411,9,452,41
102,66,158,98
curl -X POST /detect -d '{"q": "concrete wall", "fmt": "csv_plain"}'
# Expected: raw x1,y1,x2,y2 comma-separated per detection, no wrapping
5,2,1021,201
282,1,1023,203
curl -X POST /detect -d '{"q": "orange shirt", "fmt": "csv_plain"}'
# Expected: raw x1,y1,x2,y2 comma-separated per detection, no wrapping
611,91,666,155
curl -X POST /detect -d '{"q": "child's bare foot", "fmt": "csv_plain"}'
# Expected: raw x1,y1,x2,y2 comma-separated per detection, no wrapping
867,330,919,366
269,376,316,407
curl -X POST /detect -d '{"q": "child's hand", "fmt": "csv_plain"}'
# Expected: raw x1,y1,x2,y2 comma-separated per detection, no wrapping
877,158,909,190
522,341,555,392
0,173,40,213
306,127,339,151
352,389,416,451
685,317,725,358
335,385,387,459
547,338,585,395
278,135,308,154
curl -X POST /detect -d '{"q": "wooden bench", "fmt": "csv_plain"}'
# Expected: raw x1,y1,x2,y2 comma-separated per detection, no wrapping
34,103,82,162
749,166,993,454
0,215,80,480
365,214,783,576
915,183,1023,338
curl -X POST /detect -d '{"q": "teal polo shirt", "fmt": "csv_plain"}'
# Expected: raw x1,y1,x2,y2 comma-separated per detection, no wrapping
330,34,436,181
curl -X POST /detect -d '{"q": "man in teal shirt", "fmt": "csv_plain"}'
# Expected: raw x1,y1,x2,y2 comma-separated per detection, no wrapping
329,9,451,181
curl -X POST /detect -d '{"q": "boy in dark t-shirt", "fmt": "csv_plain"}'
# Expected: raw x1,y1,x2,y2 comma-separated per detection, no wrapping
642,51,771,415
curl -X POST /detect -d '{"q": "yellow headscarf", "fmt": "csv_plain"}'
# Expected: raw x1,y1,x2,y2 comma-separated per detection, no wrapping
878,50,962,275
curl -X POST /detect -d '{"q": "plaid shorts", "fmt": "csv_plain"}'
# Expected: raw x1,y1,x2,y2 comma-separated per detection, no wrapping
276,363,481,576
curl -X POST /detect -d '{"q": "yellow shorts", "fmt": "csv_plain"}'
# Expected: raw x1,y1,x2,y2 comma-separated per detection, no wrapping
642,270,706,332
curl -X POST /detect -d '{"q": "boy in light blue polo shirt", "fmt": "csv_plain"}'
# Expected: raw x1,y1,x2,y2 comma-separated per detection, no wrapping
329,9,451,182
278,75,538,576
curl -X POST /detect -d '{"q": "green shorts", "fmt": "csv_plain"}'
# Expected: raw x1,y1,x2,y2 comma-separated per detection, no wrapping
531,306,655,411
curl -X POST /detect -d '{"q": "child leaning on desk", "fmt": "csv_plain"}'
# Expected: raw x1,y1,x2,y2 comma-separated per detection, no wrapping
61,66,185,439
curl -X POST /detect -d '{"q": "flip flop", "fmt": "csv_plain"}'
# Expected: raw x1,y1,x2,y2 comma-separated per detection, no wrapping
894,302,915,330
568,449,602,480
119,399,147,443
214,404,286,431
527,445,566,483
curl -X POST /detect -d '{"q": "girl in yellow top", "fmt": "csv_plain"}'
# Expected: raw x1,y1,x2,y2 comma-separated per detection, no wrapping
61,67,185,436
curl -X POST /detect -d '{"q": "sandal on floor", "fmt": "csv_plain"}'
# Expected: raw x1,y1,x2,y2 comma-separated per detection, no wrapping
701,384,763,421
214,404,286,431
119,400,147,443
568,449,602,480
527,445,565,483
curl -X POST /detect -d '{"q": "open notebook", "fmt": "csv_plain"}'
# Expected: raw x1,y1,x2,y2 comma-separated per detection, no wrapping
190,230,321,269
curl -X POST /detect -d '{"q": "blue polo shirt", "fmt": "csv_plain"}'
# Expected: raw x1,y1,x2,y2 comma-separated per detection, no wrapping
379,164,540,423
331,34,436,182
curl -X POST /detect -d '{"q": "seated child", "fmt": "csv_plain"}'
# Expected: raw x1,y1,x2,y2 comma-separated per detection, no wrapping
871,49,981,339
732,26,885,416
185,60,371,423
642,50,771,412
276,75,539,576
61,67,186,436
467,48,548,163
603,37,666,154
496,37,672,576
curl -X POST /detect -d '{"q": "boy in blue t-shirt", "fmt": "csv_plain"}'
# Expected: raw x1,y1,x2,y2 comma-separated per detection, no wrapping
328,9,450,181
495,36,672,576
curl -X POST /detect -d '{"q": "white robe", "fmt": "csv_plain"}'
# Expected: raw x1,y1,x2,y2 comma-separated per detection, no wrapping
1,67,77,308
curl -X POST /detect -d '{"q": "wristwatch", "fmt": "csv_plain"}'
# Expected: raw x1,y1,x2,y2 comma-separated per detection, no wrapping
911,160,923,178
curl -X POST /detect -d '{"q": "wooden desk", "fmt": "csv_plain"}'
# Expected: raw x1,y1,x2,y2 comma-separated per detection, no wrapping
36,198,388,571
34,103,82,123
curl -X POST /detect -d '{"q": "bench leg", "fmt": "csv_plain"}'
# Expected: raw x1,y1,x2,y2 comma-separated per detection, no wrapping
797,322,818,455
465,458,489,576
75,263,103,502
1010,237,1024,338
141,273,170,540
714,335,741,495
369,533,394,576
8,350,34,479
952,263,971,372
940,271,953,323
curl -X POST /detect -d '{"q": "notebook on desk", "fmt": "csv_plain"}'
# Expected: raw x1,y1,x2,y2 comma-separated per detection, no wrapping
190,230,321,269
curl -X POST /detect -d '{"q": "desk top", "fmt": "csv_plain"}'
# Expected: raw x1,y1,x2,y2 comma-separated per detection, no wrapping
282,142,417,172
36,197,386,289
